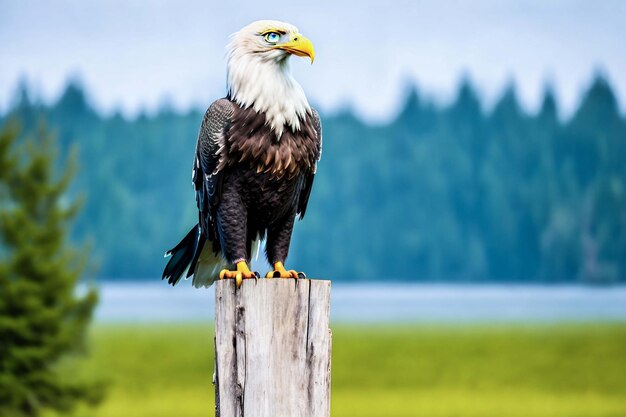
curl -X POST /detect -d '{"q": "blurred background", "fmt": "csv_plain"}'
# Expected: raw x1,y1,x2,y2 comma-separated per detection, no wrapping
1,1,625,416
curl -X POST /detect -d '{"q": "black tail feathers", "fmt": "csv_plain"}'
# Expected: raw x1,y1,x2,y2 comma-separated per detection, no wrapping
162,225,205,286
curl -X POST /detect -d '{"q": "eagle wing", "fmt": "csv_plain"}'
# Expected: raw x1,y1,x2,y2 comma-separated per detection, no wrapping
193,99,234,239
297,108,322,219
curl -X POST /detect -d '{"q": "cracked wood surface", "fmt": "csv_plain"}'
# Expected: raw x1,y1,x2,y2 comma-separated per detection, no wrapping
215,279,332,417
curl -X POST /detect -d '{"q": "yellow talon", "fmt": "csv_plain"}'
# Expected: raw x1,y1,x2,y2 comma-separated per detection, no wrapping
266,262,304,279
219,261,257,288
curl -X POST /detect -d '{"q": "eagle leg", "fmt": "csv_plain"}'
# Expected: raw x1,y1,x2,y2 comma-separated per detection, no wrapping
220,261,260,288
265,262,306,279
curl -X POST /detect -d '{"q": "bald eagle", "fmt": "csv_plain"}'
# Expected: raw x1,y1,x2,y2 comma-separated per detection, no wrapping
162,20,321,288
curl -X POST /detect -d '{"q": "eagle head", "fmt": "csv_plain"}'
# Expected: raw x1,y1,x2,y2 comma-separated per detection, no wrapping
226,20,315,138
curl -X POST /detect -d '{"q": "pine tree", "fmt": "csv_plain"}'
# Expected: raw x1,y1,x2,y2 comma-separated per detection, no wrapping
0,122,101,416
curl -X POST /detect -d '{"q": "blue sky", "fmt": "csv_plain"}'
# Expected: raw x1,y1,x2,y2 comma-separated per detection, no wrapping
1,0,625,121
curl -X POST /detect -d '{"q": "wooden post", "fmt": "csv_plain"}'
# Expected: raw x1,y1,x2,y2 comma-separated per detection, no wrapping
214,279,332,417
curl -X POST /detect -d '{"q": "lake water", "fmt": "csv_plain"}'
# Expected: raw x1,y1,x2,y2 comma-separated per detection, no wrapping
94,281,626,324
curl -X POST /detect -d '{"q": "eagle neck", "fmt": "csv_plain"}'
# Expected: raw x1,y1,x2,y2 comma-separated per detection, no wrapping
226,54,310,139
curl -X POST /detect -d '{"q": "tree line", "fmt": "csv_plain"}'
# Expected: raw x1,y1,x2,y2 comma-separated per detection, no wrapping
2,74,625,283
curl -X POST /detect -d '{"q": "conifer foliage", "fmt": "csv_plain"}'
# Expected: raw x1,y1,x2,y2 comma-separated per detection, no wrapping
3,74,626,283
0,123,100,416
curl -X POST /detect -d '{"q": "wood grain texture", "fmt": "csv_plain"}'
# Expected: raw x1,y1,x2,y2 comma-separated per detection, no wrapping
215,279,332,417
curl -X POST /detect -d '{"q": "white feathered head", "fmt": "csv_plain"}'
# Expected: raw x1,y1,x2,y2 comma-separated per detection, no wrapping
226,20,315,138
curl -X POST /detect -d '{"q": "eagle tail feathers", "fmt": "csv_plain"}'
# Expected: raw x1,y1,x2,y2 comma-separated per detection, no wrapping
162,226,198,286
192,244,227,288
163,227,264,288
163,224,226,288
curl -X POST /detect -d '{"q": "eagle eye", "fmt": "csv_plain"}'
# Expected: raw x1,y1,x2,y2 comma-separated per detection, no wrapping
264,32,281,44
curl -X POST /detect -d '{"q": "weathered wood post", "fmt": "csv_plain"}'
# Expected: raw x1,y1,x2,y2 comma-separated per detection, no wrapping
214,279,332,417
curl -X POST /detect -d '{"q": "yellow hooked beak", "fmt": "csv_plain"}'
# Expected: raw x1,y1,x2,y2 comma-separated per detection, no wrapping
277,33,315,63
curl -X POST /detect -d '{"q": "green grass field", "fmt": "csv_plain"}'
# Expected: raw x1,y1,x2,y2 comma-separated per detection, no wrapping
54,324,626,417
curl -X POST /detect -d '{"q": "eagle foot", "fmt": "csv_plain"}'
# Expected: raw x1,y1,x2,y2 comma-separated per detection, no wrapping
219,261,259,288
265,262,307,279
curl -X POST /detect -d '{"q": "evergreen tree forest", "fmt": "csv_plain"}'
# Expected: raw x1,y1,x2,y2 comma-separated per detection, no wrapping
2,75,625,283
